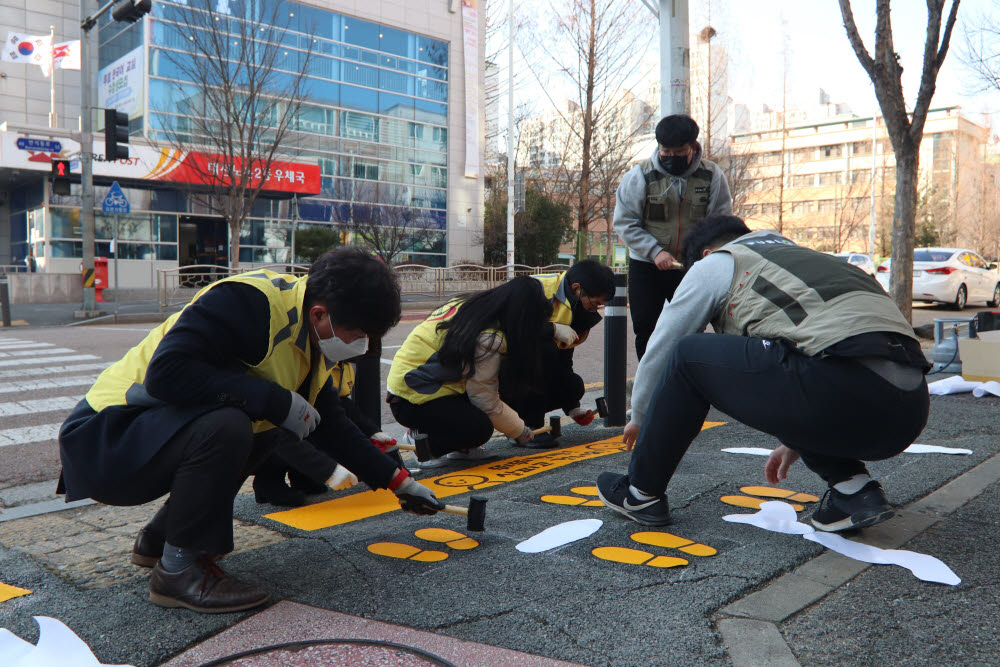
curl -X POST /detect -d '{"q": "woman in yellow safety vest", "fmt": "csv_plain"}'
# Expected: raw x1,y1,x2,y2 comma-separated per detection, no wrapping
387,275,552,467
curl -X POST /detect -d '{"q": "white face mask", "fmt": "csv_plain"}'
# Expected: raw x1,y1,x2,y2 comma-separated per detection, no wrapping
314,315,368,363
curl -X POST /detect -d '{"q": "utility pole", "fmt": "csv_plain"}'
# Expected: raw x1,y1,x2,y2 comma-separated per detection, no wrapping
506,0,515,278
659,0,689,117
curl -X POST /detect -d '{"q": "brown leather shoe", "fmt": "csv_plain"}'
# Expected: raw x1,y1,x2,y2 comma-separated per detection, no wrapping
131,528,165,568
149,558,270,613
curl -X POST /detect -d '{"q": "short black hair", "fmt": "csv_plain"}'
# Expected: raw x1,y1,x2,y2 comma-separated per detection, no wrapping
565,259,616,299
655,115,700,148
682,215,752,268
305,247,401,338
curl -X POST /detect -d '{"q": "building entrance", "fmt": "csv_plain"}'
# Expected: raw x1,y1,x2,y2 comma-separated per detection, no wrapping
178,215,229,286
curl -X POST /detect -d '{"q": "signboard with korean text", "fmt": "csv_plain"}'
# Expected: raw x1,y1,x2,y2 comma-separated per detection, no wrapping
98,46,144,121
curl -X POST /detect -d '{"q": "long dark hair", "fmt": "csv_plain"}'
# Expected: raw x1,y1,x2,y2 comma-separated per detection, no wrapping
437,276,551,386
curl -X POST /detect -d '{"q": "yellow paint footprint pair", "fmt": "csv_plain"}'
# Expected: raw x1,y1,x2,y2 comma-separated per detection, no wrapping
368,528,479,562
0,582,31,604
720,486,820,512
592,532,717,568
541,486,603,507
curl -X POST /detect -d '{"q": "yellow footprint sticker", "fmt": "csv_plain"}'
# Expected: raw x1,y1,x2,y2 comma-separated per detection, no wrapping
369,527,480,562
541,485,604,507
0,582,31,603
592,531,717,568
720,486,820,512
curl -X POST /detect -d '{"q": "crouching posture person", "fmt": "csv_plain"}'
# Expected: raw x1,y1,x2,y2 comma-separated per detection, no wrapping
58,248,444,613
597,216,930,532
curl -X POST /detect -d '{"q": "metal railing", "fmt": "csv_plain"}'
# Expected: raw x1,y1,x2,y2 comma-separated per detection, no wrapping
157,262,583,310
157,263,310,311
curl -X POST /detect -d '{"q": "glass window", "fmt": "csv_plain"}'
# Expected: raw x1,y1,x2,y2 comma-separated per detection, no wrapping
380,93,414,119
241,219,265,246
341,111,377,140
414,99,447,127
154,215,178,243
305,52,340,81
914,250,953,262
157,245,179,261
342,62,379,88
342,17,379,50
297,6,340,40
50,241,82,258
340,85,378,112
416,36,448,68
379,25,414,58
50,209,81,238
380,69,414,96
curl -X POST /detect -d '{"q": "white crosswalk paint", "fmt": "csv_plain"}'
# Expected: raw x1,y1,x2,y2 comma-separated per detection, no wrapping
0,342,56,351
0,423,61,447
0,347,77,358
0,354,99,368
0,395,82,417
0,375,98,395
0,339,28,346
0,363,107,380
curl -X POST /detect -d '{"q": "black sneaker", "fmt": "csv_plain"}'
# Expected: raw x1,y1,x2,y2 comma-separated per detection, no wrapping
810,480,894,532
595,472,671,526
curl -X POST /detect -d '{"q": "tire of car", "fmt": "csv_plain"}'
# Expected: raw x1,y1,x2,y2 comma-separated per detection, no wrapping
950,284,967,311
990,284,1000,308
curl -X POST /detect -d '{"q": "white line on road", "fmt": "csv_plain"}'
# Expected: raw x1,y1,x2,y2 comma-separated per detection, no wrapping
0,348,77,358
82,327,158,333
0,339,28,346
0,376,98,395
382,345,402,350
0,396,82,417
0,355,99,368
381,358,394,365
0,363,107,380
0,423,61,447
0,343,56,351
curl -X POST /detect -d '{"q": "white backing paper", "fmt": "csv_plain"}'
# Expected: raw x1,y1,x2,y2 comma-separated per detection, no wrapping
904,443,973,455
972,380,1000,398
722,501,960,586
721,447,774,456
516,519,603,553
0,617,134,667
927,376,981,395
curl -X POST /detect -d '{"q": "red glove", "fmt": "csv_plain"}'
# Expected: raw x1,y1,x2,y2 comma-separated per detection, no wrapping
569,408,595,426
370,432,398,452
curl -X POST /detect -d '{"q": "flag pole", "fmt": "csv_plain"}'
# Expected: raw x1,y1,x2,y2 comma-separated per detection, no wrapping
48,25,56,128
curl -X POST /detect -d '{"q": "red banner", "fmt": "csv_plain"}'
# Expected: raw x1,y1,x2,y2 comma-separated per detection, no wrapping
154,152,322,195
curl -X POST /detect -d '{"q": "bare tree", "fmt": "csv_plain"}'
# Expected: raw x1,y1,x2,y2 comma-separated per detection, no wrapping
832,177,873,252
334,183,439,265
839,0,961,320
157,0,312,269
519,0,653,260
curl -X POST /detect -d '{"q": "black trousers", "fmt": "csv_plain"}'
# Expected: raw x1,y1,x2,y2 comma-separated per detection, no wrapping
499,344,585,428
628,334,930,495
92,407,286,555
389,394,495,457
628,260,684,360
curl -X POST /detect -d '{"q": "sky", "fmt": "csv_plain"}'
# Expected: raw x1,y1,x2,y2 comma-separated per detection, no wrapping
499,0,1000,133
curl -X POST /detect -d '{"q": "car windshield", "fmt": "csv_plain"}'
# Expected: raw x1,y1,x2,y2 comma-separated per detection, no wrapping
832,254,850,262
914,250,953,262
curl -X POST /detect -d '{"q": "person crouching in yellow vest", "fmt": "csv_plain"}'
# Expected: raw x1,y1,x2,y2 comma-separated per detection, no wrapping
387,276,553,467
57,247,444,614
252,359,402,506
499,260,616,448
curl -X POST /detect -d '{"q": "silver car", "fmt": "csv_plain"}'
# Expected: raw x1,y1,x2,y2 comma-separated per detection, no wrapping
832,252,877,276
876,247,1000,310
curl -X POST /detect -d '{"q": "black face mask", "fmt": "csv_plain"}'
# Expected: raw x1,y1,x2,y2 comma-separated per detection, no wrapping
658,153,690,176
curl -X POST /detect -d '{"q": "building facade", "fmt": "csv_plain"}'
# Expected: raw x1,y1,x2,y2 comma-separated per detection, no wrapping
0,0,485,290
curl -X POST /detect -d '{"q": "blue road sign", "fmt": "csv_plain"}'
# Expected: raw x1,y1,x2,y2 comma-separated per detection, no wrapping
102,181,130,215
17,137,62,153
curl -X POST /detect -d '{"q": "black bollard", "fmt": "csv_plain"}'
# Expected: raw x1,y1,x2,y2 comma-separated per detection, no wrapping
353,337,383,428
0,273,10,328
602,271,628,426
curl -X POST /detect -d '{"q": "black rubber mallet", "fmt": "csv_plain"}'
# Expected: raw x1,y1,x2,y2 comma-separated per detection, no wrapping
516,415,562,449
595,396,608,419
440,495,487,532
396,432,435,462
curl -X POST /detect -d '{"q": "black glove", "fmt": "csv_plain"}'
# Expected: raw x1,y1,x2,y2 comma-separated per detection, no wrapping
280,391,321,440
392,475,445,516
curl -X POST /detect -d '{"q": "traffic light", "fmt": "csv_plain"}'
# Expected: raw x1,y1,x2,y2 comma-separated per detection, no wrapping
104,108,130,160
111,0,151,23
51,159,71,196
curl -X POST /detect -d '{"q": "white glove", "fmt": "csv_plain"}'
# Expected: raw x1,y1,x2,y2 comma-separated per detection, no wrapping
553,323,579,347
280,391,321,440
327,464,358,490
515,424,535,444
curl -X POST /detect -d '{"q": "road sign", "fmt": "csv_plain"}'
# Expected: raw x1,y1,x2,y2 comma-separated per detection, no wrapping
102,181,130,214
17,137,62,153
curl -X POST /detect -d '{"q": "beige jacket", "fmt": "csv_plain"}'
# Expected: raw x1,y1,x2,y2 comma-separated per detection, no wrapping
466,332,525,438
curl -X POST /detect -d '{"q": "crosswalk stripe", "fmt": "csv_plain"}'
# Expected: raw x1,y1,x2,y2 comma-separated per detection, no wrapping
0,355,99,368
0,363,107,380
0,423,61,447
0,339,28,346
0,396,82,417
0,348,77,358
0,376,98,395
0,343,56,351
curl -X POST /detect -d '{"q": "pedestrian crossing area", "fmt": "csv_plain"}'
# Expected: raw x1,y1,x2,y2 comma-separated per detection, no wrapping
0,337,104,451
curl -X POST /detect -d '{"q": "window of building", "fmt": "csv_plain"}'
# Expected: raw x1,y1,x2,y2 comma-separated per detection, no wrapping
791,201,813,214
819,144,843,158
817,172,843,186
790,174,814,188
817,199,837,214
852,141,872,156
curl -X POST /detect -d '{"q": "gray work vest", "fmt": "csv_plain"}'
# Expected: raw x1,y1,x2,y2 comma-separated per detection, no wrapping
640,157,715,258
711,231,917,357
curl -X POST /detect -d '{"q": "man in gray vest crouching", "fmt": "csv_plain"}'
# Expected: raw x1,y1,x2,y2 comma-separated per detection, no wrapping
597,215,930,532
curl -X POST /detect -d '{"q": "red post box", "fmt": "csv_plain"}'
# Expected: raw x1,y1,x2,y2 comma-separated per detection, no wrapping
94,257,109,303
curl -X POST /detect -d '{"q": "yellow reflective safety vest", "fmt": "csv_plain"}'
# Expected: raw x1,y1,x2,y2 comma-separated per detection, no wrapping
84,270,336,433
331,362,355,398
533,272,574,326
387,301,505,404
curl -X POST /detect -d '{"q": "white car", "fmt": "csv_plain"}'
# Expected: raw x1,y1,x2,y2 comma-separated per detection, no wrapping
832,252,877,276
876,247,1000,310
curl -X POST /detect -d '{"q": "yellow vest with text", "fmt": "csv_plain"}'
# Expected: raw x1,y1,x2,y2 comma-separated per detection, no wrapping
84,270,336,433
331,362,355,398
387,301,505,404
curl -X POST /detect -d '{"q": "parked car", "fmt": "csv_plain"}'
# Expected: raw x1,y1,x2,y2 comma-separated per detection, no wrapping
831,252,877,276
876,247,1000,310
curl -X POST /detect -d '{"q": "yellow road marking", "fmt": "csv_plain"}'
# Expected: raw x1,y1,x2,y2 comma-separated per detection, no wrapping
570,486,599,496
721,495,805,512
367,542,448,562
592,546,688,568
631,531,717,557
266,423,725,531
414,527,479,550
0,582,31,603
740,486,819,503
541,494,604,506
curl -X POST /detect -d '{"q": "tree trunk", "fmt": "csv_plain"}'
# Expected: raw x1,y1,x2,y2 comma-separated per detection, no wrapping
230,220,241,269
890,147,919,321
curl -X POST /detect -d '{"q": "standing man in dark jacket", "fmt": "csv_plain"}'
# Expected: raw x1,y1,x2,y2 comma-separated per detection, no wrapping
58,247,444,613
613,114,733,359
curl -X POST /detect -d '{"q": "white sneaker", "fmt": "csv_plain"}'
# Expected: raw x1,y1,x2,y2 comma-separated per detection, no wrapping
402,429,447,468
446,446,497,461
416,456,448,468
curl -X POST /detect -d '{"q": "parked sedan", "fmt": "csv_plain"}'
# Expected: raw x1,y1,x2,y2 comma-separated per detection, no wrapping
876,247,1000,310
832,252,877,276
